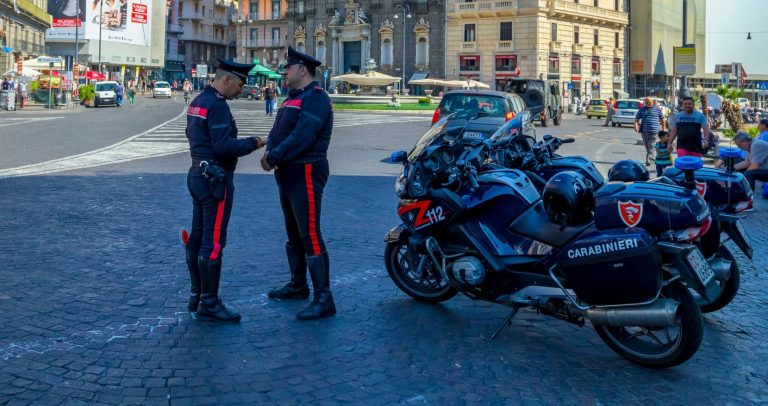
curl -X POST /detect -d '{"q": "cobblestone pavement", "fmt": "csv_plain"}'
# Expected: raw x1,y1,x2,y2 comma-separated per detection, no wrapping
1,117,767,405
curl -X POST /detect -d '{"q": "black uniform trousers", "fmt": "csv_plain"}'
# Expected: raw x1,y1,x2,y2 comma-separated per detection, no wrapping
186,165,235,260
274,159,329,256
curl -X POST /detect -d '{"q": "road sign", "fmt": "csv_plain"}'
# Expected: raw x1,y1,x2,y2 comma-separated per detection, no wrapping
673,46,696,76
38,57,63,63
715,64,732,74
323,70,329,79
721,74,730,85
757,82,768,91
191,68,197,76
197,64,208,78
738,78,745,86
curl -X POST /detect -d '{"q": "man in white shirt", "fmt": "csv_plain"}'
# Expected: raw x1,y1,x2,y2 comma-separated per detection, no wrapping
732,132,768,192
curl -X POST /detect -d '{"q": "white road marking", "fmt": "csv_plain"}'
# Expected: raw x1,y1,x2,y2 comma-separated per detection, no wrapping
0,117,63,128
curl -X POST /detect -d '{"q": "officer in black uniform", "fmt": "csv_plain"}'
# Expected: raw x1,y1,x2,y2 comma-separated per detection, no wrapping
185,59,266,323
263,47,335,320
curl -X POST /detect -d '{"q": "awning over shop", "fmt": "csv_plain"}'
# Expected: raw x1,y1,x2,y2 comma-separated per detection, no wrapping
249,63,282,79
164,61,185,72
409,72,429,82
332,71,400,86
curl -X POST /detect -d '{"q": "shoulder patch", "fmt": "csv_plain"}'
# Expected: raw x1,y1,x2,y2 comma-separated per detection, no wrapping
282,99,303,109
187,105,208,119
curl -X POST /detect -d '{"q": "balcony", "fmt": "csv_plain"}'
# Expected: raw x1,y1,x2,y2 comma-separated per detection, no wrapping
167,24,184,34
179,12,204,21
592,45,603,55
448,0,518,18
613,47,624,58
213,18,228,27
497,41,513,50
549,40,561,52
264,40,286,48
572,43,583,53
214,0,230,8
180,33,229,45
15,0,51,26
549,0,628,27
462,42,477,51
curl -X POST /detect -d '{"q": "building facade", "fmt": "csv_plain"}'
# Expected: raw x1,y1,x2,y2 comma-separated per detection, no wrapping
285,0,446,90
235,0,288,71
447,0,628,100
176,0,238,80
0,0,51,75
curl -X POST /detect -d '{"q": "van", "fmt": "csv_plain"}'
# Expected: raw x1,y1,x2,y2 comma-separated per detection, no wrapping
94,81,118,107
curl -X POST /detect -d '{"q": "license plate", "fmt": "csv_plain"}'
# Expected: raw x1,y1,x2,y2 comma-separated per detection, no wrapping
686,249,714,285
734,219,751,244
463,131,485,140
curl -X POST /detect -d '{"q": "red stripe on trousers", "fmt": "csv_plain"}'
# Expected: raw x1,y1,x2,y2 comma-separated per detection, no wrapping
305,164,321,256
209,188,227,260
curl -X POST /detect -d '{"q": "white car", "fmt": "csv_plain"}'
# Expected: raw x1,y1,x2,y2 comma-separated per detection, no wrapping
737,97,750,108
94,81,118,107
153,81,172,98
611,99,643,127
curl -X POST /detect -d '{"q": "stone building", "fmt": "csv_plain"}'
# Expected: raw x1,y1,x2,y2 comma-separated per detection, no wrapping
235,0,288,70
176,0,238,79
0,0,50,75
446,0,628,100
285,0,446,90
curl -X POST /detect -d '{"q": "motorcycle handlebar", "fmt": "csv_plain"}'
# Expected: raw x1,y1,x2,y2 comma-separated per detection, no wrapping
561,138,575,144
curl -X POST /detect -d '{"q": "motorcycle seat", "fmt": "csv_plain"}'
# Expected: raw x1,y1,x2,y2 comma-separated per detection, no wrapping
594,181,626,198
508,201,593,248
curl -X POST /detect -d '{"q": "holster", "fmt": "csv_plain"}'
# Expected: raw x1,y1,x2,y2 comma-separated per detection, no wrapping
200,162,227,201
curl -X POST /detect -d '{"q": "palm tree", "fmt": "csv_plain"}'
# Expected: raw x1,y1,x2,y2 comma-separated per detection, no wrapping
715,85,743,132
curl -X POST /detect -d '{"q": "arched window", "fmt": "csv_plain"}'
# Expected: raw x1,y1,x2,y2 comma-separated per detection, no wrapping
415,37,427,65
317,40,326,65
381,38,393,65
297,42,306,53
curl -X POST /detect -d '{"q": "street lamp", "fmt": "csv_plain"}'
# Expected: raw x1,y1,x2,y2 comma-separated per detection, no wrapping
393,3,411,95
238,15,253,63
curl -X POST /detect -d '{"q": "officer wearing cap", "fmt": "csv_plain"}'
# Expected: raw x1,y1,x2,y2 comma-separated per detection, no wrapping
262,47,336,320
184,59,266,323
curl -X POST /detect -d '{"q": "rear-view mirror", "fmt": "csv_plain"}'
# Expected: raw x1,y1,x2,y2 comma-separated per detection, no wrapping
390,151,408,163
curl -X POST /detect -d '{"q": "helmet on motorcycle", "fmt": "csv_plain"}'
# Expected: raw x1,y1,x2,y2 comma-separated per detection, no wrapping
542,171,595,225
607,159,649,182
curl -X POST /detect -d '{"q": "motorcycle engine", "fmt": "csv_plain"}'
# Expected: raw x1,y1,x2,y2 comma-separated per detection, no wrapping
451,256,486,286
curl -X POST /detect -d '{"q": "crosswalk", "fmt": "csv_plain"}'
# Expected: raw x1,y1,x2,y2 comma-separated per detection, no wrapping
0,110,426,178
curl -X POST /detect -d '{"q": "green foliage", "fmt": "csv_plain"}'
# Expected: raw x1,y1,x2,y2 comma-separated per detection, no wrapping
714,85,744,101
78,84,95,101
417,97,432,105
745,125,760,138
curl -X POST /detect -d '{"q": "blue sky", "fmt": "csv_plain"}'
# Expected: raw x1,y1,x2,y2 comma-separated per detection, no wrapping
705,0,767,74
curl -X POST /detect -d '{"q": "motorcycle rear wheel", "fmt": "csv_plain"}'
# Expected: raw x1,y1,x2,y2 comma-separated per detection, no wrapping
698,245,741,313
384,241,458,303
594,280,703,368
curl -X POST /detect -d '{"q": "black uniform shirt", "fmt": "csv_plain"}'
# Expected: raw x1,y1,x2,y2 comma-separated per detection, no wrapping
186,85,259,171
266,81,333,166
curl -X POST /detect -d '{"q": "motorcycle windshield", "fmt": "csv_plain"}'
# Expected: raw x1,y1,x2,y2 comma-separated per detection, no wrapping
489,111,530,142
408,117,451,161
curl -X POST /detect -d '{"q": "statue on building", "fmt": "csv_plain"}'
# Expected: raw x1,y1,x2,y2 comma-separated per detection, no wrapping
329,9,341,26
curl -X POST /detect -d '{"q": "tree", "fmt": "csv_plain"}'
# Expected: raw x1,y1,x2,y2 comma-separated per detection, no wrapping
714,85,743,132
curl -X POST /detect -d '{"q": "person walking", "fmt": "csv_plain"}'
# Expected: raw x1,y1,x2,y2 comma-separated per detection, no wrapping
654,130,673,176
262,47,336,320
634,96,667,165
668,96,710,158
263,82,276,116
603,97,615,126
115,81,124,108
184,59,267,323
127,80,136,106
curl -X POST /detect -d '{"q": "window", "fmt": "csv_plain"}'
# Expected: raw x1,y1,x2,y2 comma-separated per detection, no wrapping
613,58,621,76
272,0,281,19
551,23,557,42
614,32,619,48
416,37,428,65
381,39,393,65
179,2,183,16
317,40,326,65
495,55,517,71
460,56,479,71
593,29,599,46
297,1,304,13
499,22,513,41
249,1,258,17
464,24,476,42
615,0,620,11
549,53,560,73
574,26,579,44
250,28,258,44
593,0,598,6
571,56,581,74
591,58,600,74
297,42,306,53
272,27,280,46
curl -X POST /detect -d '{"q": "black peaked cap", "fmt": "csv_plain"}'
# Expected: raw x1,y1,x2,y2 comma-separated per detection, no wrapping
217,58,254,81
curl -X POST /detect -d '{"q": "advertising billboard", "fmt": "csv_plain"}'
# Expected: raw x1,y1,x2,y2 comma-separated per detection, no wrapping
84,0,152,46
46,0,86,40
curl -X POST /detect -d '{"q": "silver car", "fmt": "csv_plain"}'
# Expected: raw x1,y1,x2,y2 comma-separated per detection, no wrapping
611,99,642,127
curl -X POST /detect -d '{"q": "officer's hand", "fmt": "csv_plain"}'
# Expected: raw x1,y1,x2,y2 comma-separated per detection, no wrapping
255,136,267,149
261,152,273,172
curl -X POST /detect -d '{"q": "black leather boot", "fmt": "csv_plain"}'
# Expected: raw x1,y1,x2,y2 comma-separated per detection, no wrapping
185,248,201,312
196,257,241,323
268,243,310,299
297,252,336,321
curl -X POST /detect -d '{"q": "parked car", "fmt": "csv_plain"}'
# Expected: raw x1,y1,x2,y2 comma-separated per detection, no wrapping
93,81,118,107
502,78,563,126
586,98,608,119
237,85,261,100
431,90,531,140
611,99,643,127
737,97,750,108
152,81,172,98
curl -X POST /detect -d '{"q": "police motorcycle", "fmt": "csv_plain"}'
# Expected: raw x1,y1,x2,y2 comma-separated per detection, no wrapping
489,117,752,313
384,116,719,368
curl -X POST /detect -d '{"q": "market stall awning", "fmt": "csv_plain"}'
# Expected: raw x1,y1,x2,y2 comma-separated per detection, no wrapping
249,64,282,79
439,79,490,89
3,67,42,78
22,55,66,70
332,71,400,86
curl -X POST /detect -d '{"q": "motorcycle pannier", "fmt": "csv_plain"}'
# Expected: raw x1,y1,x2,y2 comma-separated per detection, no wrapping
557,229,662,306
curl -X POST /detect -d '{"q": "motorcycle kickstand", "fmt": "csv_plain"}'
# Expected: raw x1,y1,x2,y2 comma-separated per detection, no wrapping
490,306,520,341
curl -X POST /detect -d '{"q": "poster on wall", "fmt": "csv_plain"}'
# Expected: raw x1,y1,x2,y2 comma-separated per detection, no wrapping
84,0,152,46
46,0,86,40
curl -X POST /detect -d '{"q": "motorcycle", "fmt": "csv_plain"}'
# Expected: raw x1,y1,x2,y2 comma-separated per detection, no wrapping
385,116,719,368
488,116,752,313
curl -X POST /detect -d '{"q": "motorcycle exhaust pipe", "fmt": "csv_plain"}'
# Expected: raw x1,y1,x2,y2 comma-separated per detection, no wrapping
583,299,680,329
708,257,732,282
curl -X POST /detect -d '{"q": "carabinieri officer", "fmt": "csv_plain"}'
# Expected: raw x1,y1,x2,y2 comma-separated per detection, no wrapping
185,59,266,323
262,47,335,320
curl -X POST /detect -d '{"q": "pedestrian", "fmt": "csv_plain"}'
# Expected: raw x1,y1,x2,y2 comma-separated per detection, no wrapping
634,96,667,165
115,81,124,108
263,81,276,116
758,118,768,142
173,79,178,93
603,97,615,126
731,132,768,194
184,59,267,323
668,96,709,158
654,130,673,176
127,81,136,106
263,47,336,320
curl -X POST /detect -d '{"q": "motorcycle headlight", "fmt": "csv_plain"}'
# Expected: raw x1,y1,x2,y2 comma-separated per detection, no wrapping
395,175,407,197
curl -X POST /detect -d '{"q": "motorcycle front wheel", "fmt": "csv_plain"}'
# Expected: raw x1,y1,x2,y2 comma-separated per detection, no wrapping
594,280,703,368
384,241,458,303
698,245,741,313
